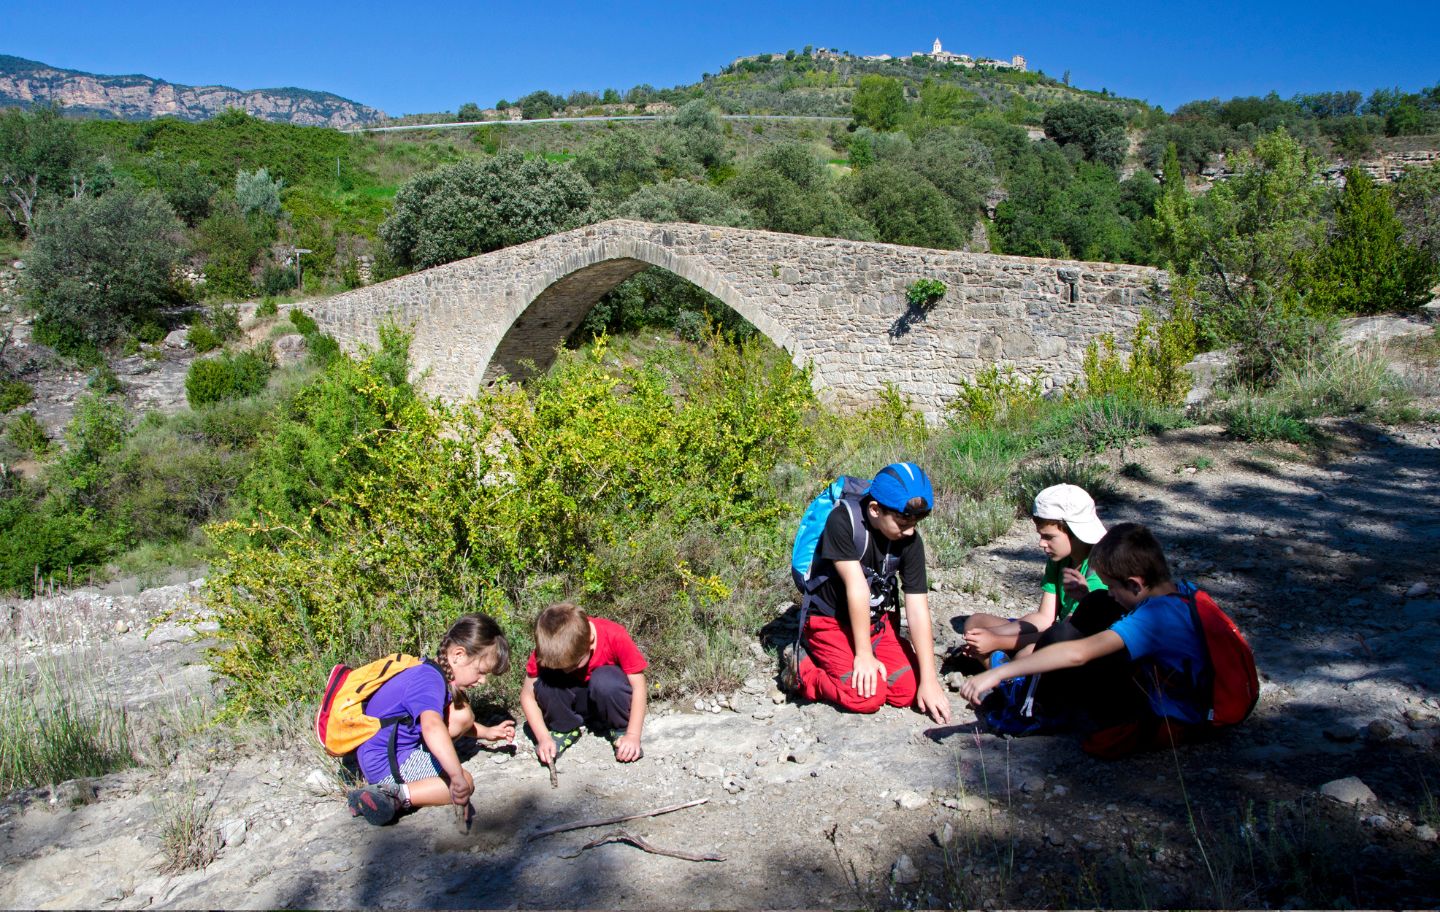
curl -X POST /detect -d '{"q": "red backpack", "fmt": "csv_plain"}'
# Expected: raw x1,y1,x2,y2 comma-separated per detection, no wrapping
1182,588,1259,727
1083,586,1257,759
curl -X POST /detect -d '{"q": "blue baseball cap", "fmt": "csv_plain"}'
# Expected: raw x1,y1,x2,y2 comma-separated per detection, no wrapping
867,463,934,515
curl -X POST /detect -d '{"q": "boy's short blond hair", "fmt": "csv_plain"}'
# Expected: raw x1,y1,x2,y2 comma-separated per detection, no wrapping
534,602,591,671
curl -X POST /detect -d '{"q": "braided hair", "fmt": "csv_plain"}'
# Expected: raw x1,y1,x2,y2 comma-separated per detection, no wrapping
437,613,511,707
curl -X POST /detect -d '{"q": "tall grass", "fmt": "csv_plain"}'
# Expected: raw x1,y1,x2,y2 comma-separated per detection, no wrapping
0,654,134,791
1211,344,1417,442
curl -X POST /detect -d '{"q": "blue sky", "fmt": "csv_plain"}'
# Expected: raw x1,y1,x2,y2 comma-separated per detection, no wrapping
2,0,1436,116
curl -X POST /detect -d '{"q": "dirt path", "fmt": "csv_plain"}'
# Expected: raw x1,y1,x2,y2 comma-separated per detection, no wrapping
2,420,1438,909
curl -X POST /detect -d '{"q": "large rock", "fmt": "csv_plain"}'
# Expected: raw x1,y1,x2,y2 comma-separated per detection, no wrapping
272,333,308,367
1319,776,1377,806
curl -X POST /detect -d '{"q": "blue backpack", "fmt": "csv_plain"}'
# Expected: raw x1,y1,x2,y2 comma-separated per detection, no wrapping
789,476,901,638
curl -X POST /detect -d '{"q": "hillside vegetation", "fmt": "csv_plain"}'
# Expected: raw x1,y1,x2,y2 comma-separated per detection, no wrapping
0,56,1437,718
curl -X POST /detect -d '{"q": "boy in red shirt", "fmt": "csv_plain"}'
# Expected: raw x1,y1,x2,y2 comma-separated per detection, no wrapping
519,602,649,765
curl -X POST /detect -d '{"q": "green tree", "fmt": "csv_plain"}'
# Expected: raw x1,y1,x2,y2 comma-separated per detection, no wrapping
574,129,660,202
672,100,727,170
1156,128,1329,384
916,80,981,123
846,163,964,249
850,75,906,131
616,179,752,227
0,104,94,236
726,144,872,240
234,167,283,220
900,126,996,234
1303,167,1437,315
380,150,594,269
1393,162,1440,263
457,102,483,123
23,186,184,350
1042,101,1128,168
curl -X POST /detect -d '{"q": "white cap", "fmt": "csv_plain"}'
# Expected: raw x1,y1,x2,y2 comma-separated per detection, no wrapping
1032,484,1106,544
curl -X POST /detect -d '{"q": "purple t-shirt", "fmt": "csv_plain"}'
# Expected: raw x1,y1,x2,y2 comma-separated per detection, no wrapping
356,662,448,783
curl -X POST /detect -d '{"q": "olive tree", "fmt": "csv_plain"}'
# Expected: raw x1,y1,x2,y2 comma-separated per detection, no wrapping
23,187,185,349
380,150,594,269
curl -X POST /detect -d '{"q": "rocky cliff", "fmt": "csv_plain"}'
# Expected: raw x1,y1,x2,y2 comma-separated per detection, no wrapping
0,55,385,128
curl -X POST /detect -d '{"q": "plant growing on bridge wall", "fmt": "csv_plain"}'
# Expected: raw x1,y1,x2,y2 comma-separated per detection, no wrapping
905,278,947,309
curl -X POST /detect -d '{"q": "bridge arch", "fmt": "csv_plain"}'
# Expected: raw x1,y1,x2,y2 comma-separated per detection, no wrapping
469,234,796,392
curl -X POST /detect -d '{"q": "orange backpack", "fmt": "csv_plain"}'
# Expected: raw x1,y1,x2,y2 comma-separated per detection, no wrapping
315,653,429,758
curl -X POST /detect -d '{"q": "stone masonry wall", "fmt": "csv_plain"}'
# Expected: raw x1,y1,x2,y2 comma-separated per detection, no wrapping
311,220,1167,419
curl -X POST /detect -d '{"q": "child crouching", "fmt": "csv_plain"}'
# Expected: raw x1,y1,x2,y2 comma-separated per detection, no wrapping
520,602,649,767
347,614,515,825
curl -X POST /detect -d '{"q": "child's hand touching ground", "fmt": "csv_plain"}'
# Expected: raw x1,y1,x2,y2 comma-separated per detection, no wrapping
613,732,643,762
477,720,516,743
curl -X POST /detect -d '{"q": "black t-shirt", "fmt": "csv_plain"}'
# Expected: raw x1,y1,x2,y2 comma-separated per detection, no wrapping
810,501,927,620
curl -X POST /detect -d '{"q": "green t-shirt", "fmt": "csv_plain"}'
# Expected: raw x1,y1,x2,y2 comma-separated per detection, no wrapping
1041,555,1106,621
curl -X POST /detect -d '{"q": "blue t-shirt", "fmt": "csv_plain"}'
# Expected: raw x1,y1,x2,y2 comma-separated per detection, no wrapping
356,662,448,783
1109,589,1209,725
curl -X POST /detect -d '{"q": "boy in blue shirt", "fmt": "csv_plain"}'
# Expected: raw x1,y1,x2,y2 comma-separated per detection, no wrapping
958,522,1210,752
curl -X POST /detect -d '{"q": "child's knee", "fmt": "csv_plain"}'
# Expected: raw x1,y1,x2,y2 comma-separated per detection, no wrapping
588,665,632,700
883,667,916,707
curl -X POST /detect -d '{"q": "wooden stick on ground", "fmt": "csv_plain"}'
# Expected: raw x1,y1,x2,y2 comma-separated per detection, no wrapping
526,797,709,842
547,758,559,789
558,829,725,862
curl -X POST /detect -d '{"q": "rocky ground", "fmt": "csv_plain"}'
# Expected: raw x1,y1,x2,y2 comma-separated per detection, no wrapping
1,414,1438,909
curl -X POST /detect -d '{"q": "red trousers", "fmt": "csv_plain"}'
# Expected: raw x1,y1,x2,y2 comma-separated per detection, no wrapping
798,612,918,713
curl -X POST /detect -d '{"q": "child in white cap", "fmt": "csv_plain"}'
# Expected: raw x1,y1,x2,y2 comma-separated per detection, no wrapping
961,483,1108,662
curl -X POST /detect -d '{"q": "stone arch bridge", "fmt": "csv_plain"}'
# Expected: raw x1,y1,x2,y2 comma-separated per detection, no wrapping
313,220,1166,418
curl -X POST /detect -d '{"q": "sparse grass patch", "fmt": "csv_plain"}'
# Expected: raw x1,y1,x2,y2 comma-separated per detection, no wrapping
155,779,222,874
1013,458,1114,514
0,654,135,791
3,411,50,456
0,379,33,413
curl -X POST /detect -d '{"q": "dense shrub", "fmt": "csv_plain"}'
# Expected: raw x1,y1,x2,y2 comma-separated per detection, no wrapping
23,187,185,349
1075,303,1197,405
0,380,33,413
185,352,273,408
204,329,818,715
380,150,595,269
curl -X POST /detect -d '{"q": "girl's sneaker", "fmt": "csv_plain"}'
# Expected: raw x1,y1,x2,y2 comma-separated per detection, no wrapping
347,785,399,826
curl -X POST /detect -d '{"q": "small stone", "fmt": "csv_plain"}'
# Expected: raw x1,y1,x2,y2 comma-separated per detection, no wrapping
953,794,990,812
1051,784,1069,797
114,619,130,634
936,822,955,845
1319,776,1377,806
695,762,724,780
1044,830,1066,847
710,703,722,714
1406,582,1431,598
723,777,745,794
1020,777,1046,794
220,818,247,847
52,778,97,807
943,671,966,691
694,698,707,712
891,853,920,885
786,752,810,765
752,708,774,721
491,752,510,764
1404,730,1436,751
304,768,334,795
1365,719,1398,743
769,689,786,704
163,329,190,349
894,790,928,811
1415,824,1437,843
1362,814,1394,830
1323,724,1359,743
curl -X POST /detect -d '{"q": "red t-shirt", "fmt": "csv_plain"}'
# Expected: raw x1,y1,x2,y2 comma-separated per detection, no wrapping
525,617,648,681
